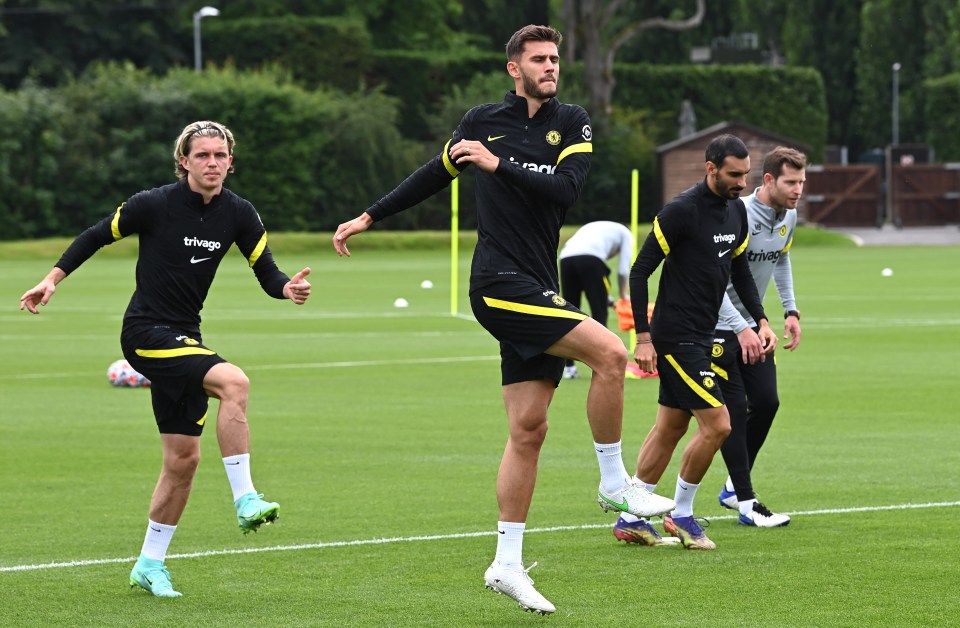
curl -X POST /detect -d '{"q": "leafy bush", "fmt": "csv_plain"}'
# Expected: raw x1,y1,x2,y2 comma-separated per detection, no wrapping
0,63,422,240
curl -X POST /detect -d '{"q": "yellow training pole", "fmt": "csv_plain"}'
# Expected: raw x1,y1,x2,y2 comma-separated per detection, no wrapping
629,169,639,350
450,177,459,316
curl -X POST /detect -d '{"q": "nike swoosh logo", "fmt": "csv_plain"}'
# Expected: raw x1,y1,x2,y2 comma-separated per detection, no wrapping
718,249,731,257
150,526,162,532
225,461,240,465
498,530,506,534
487,135,506,142
599,493,628,510
190,256,212,264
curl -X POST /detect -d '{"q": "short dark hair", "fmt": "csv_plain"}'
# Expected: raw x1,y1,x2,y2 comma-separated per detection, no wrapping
763,146,807,178
505,25,562,61
705,134,749,168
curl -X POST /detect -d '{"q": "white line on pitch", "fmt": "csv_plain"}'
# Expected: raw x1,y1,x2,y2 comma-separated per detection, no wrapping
2,500,958,573
0,355,500,380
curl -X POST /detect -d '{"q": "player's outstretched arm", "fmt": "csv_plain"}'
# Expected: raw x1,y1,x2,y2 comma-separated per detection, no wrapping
282,267,312,305
19,268,67,314
333,213,374,257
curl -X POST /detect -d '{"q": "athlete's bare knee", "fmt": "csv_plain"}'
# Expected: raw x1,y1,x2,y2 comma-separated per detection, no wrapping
509,416,548,452
589,338,628,379
207,364,249,402
164,448,200,480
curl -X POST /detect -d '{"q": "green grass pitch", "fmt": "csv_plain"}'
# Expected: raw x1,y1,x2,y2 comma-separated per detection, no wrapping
1,233,958,626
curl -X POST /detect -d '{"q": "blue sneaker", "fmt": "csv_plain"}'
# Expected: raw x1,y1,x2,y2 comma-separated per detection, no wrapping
612,516,680,546
663,515,717,550
235,492,279,533
129,556,182,597
719,485,738,510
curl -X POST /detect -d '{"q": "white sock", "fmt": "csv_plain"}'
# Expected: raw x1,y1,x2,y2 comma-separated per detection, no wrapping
671,475,699,518
140,519,176,561
634,476,657,493
620,476,658,523
739,498,757,516
594,441,630,494
494,521,525,567
725,476,735,492
223,453,256,501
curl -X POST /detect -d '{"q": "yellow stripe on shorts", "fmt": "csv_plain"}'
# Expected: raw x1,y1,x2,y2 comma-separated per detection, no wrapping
482,296,588,321
711,362,729,380
135,347,217,358
664,354,722,407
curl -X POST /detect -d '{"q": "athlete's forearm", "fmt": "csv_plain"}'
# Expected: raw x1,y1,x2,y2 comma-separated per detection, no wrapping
366,156,452,221
629,232,663,333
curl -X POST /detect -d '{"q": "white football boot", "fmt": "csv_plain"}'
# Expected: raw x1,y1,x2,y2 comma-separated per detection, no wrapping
598,478,675,518
484,561,556,615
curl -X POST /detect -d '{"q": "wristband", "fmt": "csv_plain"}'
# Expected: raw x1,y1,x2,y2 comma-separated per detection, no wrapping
785,310,800,320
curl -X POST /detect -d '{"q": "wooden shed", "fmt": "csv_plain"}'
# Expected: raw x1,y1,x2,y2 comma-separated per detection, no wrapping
655,121,812,218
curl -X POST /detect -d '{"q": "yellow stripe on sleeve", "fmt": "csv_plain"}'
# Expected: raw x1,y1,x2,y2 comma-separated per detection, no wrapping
653,217,670,255
441,139,461,178
783,235,794,253
482,296,588,321
664,354,722,407
557,142,592,163
110,203,125,241
733,233,750,257
248,232,267,268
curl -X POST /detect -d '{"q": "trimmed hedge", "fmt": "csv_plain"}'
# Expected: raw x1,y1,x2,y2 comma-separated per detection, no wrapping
202,16,373,91
0,63,421,240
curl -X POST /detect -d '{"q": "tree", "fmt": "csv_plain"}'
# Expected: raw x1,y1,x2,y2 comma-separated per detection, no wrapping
0,0,190,88
780,0,865,150
560,0,705,126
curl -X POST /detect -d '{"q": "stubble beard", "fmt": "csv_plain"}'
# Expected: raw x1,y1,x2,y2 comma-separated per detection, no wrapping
522,73,557,100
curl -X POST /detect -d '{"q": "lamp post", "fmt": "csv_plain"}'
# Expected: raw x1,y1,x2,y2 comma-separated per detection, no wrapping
193,6,220,72
891,62,901,146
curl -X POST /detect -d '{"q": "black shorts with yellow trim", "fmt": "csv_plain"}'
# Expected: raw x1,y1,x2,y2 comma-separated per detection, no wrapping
470,278,587,386
655,343,725,410
121,323,226,436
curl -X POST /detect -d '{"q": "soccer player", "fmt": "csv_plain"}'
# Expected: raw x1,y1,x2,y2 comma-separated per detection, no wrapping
333,24,673,614
714,146,806,527
616,134,777,550
19,120,312,597
558,221,634,379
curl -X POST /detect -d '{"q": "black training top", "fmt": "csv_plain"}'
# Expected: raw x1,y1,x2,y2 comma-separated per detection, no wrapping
56,179,289,336
629,179,766,350
365,91,593,292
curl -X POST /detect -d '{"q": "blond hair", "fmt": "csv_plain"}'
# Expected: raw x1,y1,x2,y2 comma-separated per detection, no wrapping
173,120,235,180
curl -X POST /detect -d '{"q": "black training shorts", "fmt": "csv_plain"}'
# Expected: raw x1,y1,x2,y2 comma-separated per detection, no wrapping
121,323,226,436
470,278,587,386
655,343,725,411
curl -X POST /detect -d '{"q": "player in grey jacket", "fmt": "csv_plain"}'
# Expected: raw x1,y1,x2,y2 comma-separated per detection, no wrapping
712,146,806,528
